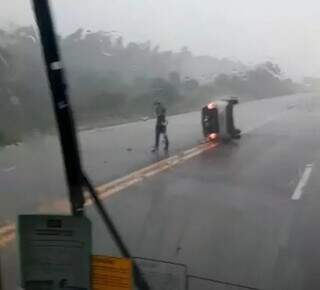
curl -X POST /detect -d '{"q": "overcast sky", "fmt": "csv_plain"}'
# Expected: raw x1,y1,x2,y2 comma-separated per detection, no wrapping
1,0,320,79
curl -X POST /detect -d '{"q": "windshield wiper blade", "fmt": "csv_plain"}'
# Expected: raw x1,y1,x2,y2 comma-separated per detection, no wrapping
188,274,262,290
32,0,84,216
32,1,150,289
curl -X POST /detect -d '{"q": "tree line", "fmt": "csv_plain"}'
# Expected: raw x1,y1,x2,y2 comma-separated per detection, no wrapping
0,26,301,145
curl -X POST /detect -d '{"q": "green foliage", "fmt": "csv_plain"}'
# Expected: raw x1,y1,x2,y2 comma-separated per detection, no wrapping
0,26,299,145
213,62,295,98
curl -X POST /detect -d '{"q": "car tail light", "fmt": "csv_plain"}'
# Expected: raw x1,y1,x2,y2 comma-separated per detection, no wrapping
209,133,217,140
207,102,216,109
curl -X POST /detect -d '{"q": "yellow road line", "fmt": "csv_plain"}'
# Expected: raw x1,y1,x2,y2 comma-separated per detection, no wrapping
0,141,218,248
88,142,217,203
0,224,15,236
0,224,16,248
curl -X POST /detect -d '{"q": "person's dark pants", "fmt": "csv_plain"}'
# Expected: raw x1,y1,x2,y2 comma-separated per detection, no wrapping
155,125,169,150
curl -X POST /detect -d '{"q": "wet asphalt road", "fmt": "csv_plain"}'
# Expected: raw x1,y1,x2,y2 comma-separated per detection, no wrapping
1,93,320,289
0,94,308,221
85,93,320,289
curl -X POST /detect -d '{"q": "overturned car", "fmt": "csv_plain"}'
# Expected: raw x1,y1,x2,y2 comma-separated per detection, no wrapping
201,98,241,141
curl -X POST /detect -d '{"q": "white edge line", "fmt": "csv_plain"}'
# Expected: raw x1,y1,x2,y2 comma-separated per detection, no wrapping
292,164,313,200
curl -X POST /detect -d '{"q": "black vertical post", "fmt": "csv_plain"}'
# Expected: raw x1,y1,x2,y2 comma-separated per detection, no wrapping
31,2,150,289
32,0,84,215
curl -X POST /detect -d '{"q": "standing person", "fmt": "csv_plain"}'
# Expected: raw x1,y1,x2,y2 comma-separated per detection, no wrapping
152,101,169,152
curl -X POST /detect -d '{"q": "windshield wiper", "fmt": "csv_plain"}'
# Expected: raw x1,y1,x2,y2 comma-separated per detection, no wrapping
32,1,150,289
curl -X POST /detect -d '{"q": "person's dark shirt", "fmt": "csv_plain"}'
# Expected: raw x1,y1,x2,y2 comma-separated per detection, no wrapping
155,105,166,127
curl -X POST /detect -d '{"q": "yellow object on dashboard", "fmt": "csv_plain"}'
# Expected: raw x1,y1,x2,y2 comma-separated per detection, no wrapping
92,255,133,290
